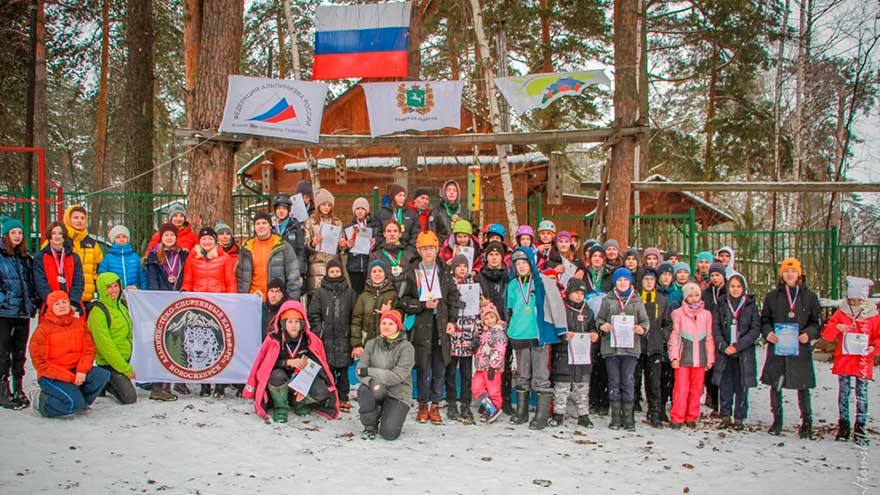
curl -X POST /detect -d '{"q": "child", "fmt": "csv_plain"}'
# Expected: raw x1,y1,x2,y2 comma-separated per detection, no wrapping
351,259,399,360
485,224,506,246
821,276,880,446
473,301,507,422
376,184,420,251
478,241,511,413
584,244,612,417
701,262,727,414
549,278,598,429
716,246,735,274
430,180,473,244
535,220,556,270
308,258,357,412
345,197,382,294
445,255,480,424
596,268,650,431
262,279,288,339
695,251,713,289
98,225,147,289
440,220,483,276
668,283,715,429
515,225,535,253
303,189,346,292
549,231,584,278
655,262,676,419
665,251,681,266
369,221,417,291
635,268,672,427
668,262,692,310
711,272,760,430
622,248,640,286
760,258,821,439
642,247,661,270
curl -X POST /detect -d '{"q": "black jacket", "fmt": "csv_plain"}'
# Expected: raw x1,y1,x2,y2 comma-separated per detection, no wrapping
345,215,383,274
307,275,357,368
144,249,189,291
640,289,672,355
760,282,821,390
275,216,307,280
262,298,286,339
429,201,473,245
583,266,614,293
399,262,461,368
702,284,726,312
376,205,421,251
369,243,418,291
477,266,509,322
551,301,596,383
711,294,761,389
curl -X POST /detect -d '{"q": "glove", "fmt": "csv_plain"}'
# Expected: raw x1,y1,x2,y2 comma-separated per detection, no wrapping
357,367,368,378
370,383,387,401
487,370,496,381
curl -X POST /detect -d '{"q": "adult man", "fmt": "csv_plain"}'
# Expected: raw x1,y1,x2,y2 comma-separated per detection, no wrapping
237,212,302,301
62,205,103,307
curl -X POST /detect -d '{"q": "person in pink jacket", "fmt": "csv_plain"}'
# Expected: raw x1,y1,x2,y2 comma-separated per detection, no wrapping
668,282,715,428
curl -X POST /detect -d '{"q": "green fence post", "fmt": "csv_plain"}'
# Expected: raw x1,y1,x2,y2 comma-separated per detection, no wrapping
687,208,696,272
372,187,380,213
536,191,543,224
831,225,839,299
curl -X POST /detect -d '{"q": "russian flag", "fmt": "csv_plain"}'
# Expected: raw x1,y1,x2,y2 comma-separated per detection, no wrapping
313,2,412,80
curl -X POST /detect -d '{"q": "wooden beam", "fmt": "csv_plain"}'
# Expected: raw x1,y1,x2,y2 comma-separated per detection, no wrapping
579,181,880,193
174,126,649,149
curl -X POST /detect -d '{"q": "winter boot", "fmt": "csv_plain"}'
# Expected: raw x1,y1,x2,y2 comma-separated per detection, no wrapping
173,383,190,395
622,401,636,432
428,403,443,424
0,378,22,410
199,384,211,397
658,406,669,423
267,384,290,423
212,384,226,399
361,428,378,440
149,384,178,401
502,395,514,416
30,390,46,417
633,400,642,413
720,417,732,429
854,422,869,446
577,415,594,428
548,413,564,427
510,388,530,425
835,419,851,441
648,410,662,428
528,392,552,430
459,402,475,425
10,376,29,407
608,400,622,430
416,402,430,423
768,415,783,436
446,399,460,422
732,419,745,431
360,409,379,440
798,418,814,440
596,404,609,416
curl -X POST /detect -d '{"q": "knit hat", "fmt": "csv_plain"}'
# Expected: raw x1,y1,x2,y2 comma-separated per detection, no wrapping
727,271,749,294
515,225,534,240
604,239,620,251
326,257,344,275
352,197,371,214
623,248,639,261
415,230,439,249
612,267,634,284
657,262,674,275
1,218,24,236
158,222,178,239
315,189,335,208
643,247,661,260
696,251,713,264
779,258,802,278
386,184,406,202
108,225,130,242
673,262,691,275
537,220,556,233
198,227,217,241
588,244,606,259
413,187,432,200
480,300,501,322
452,219,473,235
664,250,679,261
253,212,273,225
846,276,873,300
567,278,587,295
682,282,702,299
709,262,726,277
641,267,658,280
295,180,313,197
582,238,598,254
369,258,390,277
451,254,469,269
214,223,233,235
46,290,69,316
268,278,286,293
166,203,186,221
380,310,403,331
483,241,506,257
555,231,572,242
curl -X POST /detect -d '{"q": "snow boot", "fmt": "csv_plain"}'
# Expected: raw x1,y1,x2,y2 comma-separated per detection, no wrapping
459,402,475,425
768,415,783,436
502,395,514,416
577,415,594,428
835,419,851,442
173,383,190,395
428,403,443,424
528,392,552,430
647,410,662,428
446,399,460,422
548,413,564,427
798,418,814,440
360,408,379,440
10,375,29,407
733,419,745,431
720,416,732,429
199,384,211,397
854,422,869,446
267,384,290,423
633,400,642,413
416,402,430,423
510,388,530,425
608,400,622,430
361,428,377,440
0,378,22,410
212,385,226,399
149,384,178,401
622,401,636,432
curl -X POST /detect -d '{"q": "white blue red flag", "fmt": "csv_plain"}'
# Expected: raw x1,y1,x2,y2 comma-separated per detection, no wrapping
313,2,412,80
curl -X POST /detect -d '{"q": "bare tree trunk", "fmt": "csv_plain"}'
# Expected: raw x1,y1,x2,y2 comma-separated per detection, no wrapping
183,0,202,128
188,0,243,228
468,0,519,236
605,0,639,247
771,0,789,233
448,12,460,80
702,40,718,201
539,0,556,130
276,10,287,78
23,0,47,193
792,0,811,228
637,0,649,180
93,0,110,234
281,0,302,79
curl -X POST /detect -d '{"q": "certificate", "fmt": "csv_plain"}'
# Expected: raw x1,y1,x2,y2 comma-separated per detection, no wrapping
610,314,635,349
558,258,578,288
585,292,605,318
318,223,341,255
773,323,800,356
458,283,481,316
843,332,869,356
345,226,373,255
457,245,475,272
288,359,320,396
568,333,592,365
291,193,310,222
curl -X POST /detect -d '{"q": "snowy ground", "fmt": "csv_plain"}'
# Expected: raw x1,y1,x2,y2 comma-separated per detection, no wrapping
1,357,877,495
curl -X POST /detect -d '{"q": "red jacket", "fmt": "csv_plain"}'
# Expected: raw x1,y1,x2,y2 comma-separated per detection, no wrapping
181,246,237,293
243,300,338,420
146,223,199,253
439,234,483,274
822,306,880,379
29,310,96,383
407,200,430,232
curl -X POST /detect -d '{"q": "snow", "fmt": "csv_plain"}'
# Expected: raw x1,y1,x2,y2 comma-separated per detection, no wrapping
282,152,549,172
1,355,877,494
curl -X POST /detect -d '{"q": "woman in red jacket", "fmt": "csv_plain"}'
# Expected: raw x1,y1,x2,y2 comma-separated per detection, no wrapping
29,291,111,417
181,227,237,294
822,276,880,446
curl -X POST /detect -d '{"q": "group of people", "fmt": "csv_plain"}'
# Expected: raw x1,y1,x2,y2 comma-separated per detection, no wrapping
0,179,877,445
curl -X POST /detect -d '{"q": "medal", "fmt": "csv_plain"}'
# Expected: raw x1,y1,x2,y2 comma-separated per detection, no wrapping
165,250,181,285
525,306,531,313
52,248,65,286
392,266,403,277
577,315,585,322
168,275,178,284
57,276,66,284
383,249,404,277
787,312,795,318
784,285,799,320
517,277,533,313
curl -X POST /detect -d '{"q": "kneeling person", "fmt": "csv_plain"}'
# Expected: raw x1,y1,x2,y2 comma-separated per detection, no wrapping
88,272,137,404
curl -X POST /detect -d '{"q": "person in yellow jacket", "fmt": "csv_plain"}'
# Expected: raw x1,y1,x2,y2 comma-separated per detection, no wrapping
63,205,104,305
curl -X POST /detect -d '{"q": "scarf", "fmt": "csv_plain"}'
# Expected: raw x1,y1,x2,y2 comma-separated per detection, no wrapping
683,301,704,319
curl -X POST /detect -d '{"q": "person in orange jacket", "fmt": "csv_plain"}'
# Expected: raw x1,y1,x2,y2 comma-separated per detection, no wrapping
29,290,111,417
181,227,237,294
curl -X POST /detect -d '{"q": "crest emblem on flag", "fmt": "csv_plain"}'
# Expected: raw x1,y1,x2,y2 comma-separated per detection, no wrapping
397,83,435,115
494,70,611,115
154,298,235,380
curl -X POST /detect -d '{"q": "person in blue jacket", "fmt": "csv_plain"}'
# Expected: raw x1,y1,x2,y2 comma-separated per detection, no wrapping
98,225,147,290
0,218,39,409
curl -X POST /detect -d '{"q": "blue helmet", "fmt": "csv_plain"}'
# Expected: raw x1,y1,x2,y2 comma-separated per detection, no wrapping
487,223,506,239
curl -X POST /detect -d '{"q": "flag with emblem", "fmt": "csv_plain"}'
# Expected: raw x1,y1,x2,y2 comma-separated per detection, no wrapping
361,80,464,137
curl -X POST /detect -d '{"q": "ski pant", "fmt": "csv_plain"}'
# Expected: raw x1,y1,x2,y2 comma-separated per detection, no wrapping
472,369,502,408
605,355,637,402
349,271,367,295
501,346,513,407
512,344,552,393
838,376,868,426
98,365,137,405
0,317,29,379
718,357,748,420
705,368,719,411
641,353,662,415
589,347,608,409
37,367,110,418
553,381,590,416
671,366,705,423
358,384,409,441
445,356,473,404
660,359,674,414
770,387,812,421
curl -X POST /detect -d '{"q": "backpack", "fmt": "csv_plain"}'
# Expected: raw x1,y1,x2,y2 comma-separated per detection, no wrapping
89,299,128,328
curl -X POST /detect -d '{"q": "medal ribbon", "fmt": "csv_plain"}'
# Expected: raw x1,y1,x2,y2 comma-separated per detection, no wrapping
165,250,181,279
383,248,402,267
421,263,437,294
52,248,65,279
784,285,799,316
517,277,533,308
727,296,746,321
615,290,634,312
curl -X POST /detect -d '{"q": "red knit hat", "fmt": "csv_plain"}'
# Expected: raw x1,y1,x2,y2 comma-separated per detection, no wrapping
158,222,178,239
46,290,69,315
380,310,403,331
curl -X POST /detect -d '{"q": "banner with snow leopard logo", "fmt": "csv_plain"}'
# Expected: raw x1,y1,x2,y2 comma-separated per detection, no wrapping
128,291,263,383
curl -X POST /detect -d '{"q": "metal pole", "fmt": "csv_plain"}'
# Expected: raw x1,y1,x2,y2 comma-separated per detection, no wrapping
688,208,696,272
830,225,839,299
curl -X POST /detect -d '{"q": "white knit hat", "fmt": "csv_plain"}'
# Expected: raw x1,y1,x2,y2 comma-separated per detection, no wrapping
846,276,874,300
108,225,130,242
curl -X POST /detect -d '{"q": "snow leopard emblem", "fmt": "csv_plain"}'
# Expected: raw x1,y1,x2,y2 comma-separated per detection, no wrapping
154,297,235,380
